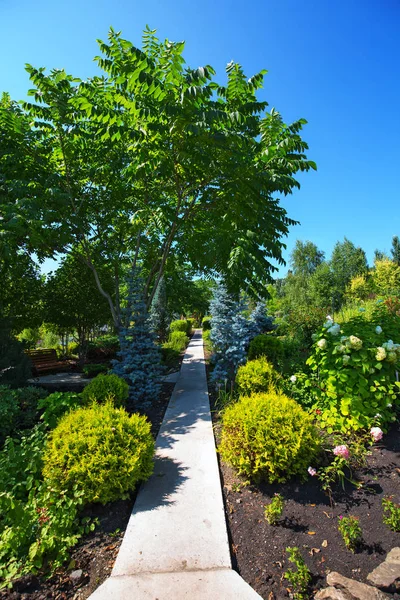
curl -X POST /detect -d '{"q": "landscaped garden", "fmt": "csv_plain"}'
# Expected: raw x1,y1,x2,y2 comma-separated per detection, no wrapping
0,21,399,600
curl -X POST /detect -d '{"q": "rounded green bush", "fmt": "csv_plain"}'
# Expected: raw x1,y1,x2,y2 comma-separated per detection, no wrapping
169,320,189,334
219,392,320,483
202,316,212,331
42,402,155,504
81,373,129,407
235,357,282,396
248,334,284,366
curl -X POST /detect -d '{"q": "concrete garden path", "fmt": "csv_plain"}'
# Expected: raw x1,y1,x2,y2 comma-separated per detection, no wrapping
90,330,261,599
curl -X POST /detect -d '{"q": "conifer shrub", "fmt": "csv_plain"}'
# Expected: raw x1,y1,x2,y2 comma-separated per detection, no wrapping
42,402,155,505
248,334,284,366
169,320,189,334
235,357,282,396
202,316,212,331
81,373,129,407
219,392,320,483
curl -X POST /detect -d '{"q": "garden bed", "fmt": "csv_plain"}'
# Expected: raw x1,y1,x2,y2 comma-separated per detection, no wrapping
206,366,400,599
0,381,175,600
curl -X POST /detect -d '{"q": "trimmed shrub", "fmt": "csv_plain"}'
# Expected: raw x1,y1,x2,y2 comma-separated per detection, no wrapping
81,373,129,407
219,392,320,483
248,334,284,366
42,402,155,504
235,358,282,396
165,331,189,353
38,391,82,429
169,320,189,334
82,363,109,378
160,346,180,368
202,316,212,331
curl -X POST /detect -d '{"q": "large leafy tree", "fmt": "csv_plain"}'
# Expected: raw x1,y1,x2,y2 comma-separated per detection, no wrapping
1,28,315,329
330,238,368,303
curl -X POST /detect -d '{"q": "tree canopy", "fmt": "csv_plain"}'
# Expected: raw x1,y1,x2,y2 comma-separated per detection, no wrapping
0,28,316,328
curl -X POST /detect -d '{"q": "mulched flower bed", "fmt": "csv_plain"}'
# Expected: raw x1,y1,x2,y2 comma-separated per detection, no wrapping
0,381,176,600
206,363,400,600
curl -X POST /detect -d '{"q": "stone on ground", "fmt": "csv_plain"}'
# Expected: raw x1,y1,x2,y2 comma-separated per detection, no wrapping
367,547,400,591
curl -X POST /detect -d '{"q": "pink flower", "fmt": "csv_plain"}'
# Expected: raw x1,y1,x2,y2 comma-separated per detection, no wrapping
370,427,383,442
333,445,350,459
308,467,317,477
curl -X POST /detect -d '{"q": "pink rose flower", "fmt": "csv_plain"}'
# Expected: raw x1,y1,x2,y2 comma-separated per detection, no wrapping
308,467,317,477
333,445,350,459
370,427,383,442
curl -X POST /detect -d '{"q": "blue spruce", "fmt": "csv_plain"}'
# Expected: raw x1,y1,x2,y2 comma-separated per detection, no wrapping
209,283,252,386
248,301,275,338
112,269,162,407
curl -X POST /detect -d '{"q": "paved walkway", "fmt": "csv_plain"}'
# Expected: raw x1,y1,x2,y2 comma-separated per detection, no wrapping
90,330,261,599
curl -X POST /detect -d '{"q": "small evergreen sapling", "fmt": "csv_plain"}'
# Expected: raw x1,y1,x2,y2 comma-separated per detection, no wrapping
248,301,275,337
112,270,162,406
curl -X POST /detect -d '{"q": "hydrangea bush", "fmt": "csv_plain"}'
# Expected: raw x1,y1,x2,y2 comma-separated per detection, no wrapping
306,314,400,432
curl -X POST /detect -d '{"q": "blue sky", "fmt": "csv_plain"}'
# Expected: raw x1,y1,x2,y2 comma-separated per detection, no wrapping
1,0,399,276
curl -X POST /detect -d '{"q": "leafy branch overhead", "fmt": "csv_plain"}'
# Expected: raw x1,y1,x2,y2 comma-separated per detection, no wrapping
0,27,316,327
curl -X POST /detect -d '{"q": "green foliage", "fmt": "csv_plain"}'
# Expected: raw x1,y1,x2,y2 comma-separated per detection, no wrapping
235,357,282,396
87,335,119,359
248,334,284,366
0,319,31,388
219,392,320,483
42,402,155,505
264,493,285,525
284,547,311,600
0,425,94,586
0,385,20,445
372,259,400,297
38,392,82,429
202,316,212,331
283,372,318,410
290,240,325,276
17,328,40,349
306,314,400,433
337,515,362,552
82,363,109,378
160,346,180,369
382,497,400,532
330,238,368,305
81,373,129,407
13,386,48,430
169,320,189,334
202,329,213,353
163,331,189,353
282,305,327,348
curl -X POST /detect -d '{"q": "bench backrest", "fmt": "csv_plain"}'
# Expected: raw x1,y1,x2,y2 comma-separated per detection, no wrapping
26,349,58,365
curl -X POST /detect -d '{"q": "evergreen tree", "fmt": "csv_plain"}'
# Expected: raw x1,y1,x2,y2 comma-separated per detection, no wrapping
149,276,169,342
209,283,252,386
248,302,275,337
112,270,162,407
391,236,400,266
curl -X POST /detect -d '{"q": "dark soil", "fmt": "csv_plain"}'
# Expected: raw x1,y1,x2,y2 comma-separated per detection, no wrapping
206,362,400,599
0,381,176,600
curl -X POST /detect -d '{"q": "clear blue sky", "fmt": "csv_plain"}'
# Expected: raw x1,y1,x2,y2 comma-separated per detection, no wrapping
1,0,399,276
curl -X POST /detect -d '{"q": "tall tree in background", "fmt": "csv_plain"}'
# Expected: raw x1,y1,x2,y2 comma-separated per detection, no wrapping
0,28,316,331
330,238,368,305
391,236,400,266
290,240,325,276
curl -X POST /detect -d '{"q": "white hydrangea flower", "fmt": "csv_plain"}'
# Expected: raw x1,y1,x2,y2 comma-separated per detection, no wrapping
349,335,362,350
340,336,348,342
323,316,334,328
375,326,382,334
335,344,346,354
387,351,397,363
317,338,327,350
387,403,392,408
290,375,297,383
376,346,387,361
342,354,350,365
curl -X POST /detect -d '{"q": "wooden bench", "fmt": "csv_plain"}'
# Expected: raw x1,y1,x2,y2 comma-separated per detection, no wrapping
26,349,70,376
